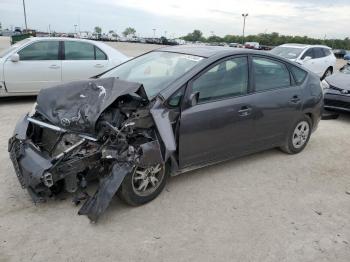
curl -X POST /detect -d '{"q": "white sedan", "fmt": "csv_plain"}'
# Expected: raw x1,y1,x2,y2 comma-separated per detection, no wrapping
0,37,128,97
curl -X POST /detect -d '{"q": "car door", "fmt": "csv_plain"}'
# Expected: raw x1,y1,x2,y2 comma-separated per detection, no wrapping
250,56,302,148
178,56,256,168
61,41,109,82
3,40,61,92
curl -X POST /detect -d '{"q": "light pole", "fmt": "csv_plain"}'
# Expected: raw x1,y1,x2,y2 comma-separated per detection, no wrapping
22,0,28,31
241,13,248,45
152,28,156,38
74,24,78,34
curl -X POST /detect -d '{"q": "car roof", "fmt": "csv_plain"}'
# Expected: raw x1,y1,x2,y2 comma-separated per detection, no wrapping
26,36,106,46
156,45,262,58
279,43,331,49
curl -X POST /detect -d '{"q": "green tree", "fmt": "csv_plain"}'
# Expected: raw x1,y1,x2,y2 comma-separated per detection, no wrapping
94,26,102,34
182,30,205,42
123,27,136,37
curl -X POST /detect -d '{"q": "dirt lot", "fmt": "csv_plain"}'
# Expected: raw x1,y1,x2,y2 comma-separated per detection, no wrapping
0,38,350,262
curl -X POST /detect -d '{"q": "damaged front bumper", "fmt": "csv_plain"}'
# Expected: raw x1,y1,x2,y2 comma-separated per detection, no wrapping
8,115,54,202
8,112,168,222
8,115,132,222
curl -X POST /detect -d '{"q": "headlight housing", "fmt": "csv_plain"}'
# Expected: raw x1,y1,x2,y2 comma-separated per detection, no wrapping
320,80,330,91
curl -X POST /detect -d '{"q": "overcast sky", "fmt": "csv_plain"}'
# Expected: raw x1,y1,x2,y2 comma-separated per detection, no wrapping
1,0,349,39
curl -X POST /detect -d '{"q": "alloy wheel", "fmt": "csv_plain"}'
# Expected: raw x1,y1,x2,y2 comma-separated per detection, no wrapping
292,121,310,149
132,164,165,197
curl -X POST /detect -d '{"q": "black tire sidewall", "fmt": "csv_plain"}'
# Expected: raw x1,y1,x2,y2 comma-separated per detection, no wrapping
118,163,169,206
286,116,312,154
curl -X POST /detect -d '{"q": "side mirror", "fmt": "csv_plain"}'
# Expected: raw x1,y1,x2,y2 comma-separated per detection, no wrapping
189,91,200,107
10,53,20,62
303,56,312,62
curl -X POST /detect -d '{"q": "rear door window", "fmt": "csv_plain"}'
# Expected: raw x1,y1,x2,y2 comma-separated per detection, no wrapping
301,48,315,59
64,41,95,60
18,41,59,60
314,48,325,58
252,57,291,92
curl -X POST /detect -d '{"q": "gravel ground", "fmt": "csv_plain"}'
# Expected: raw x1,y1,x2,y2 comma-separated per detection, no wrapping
0,37,350,262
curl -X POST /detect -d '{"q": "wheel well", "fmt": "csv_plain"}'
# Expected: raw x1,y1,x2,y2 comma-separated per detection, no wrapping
305,113,313,127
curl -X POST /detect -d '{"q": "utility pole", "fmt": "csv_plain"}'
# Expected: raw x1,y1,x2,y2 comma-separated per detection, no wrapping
242,13,248,45
22,0,28,31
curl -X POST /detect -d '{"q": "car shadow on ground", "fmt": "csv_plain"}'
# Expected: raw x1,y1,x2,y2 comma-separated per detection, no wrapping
0,96,37,105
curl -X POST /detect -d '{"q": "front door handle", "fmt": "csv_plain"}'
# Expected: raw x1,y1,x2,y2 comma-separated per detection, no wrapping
94,64,104,68
290,95,301,104
49,64,60,69
238,106,252,117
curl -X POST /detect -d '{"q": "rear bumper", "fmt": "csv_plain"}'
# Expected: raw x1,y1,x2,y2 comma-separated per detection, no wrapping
8,115,53,201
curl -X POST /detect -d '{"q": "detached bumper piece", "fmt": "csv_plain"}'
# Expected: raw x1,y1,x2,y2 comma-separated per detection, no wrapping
78,163,133,222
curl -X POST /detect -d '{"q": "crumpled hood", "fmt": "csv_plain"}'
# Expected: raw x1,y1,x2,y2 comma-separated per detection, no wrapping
36,77,148,134
326,73,350,91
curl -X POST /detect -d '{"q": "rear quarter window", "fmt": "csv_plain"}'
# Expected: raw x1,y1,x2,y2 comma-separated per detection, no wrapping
290,66,307,85
323,48,332,56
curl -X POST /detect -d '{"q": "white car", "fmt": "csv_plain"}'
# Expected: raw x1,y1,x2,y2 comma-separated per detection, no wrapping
270,44,336,78
0,37,128,97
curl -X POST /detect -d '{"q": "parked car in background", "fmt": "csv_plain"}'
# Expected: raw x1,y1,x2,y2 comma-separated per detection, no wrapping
333,49,347,59
0,37,128,97
270,44,336,79
9,46,323,221
322,62,350,112
244,42,260,49
343,51,350,61
229,42,239,48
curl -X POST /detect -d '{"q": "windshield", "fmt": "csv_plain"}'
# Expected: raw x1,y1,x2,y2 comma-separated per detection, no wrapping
340,64,350,74
0,38,32,58
270,46,304,59
101,51,204,98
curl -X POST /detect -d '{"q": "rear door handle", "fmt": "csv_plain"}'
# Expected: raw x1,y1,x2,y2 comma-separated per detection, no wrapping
290,95,301,104
94,64,104,68
49,64,60,69
238,106,252,117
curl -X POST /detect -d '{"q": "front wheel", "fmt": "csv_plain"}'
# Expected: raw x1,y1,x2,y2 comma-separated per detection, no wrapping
118,163,169,206
280,116,312,154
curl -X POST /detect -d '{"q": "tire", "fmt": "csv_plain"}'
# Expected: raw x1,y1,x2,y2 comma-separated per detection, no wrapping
117,163,169,206
280,115,312,154
321,67,333,80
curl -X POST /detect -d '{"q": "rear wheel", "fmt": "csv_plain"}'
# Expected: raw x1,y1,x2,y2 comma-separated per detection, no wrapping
118,163,169,206
280,115,312,154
